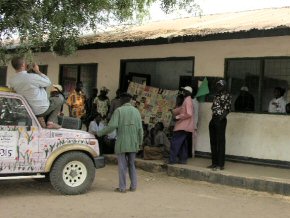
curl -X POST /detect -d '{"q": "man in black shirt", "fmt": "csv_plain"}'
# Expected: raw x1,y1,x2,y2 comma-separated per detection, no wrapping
208,80,232,171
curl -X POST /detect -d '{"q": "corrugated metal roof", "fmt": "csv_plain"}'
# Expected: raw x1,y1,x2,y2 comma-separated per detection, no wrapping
81,7,290,45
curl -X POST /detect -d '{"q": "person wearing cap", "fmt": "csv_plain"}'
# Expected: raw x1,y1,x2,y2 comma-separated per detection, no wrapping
94,86,110,119
66,81,86,119
49,84,65,123
97,93,143,193
168,86,194,165
9,56,61,129
208,80,232,171
234,86,255,112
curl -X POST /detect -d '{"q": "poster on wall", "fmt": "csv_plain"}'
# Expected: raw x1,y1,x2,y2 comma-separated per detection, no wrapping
127,82,178,128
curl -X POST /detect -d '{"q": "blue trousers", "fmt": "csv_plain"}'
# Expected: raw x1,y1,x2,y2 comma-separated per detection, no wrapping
169,130,189,164
117,152,137,191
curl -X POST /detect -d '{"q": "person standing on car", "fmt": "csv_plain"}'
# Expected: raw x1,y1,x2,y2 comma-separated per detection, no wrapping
97,93,143,193
208,80,232,171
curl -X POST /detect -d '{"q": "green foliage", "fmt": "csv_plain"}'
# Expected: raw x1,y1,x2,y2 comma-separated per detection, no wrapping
0,0,199,65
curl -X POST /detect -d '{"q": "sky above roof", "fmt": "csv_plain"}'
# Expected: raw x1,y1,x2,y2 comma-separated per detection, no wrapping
150,0,290,21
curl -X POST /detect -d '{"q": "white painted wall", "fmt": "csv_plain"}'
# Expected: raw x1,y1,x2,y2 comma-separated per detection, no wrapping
196,104,290,161
5,35,290,162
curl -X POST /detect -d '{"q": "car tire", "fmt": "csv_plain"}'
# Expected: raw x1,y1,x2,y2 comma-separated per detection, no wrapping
49,151,96,195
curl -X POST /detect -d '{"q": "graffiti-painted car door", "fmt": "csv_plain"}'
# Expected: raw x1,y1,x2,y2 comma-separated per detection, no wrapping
0,96,39,173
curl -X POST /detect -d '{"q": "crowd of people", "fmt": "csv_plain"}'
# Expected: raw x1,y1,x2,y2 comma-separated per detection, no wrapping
13,55,290,192
6,57,230,193
66,81,120,155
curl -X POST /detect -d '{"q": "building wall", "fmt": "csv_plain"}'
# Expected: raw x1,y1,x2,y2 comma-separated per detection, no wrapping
6,35,290,162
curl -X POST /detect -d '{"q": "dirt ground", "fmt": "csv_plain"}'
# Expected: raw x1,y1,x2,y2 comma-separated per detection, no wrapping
1,165,290,218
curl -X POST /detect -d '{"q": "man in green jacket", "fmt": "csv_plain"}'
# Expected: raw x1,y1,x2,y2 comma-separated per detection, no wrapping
97,93,143,193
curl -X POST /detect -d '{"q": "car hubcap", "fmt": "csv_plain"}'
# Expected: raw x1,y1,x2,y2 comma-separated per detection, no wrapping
63,161,87,187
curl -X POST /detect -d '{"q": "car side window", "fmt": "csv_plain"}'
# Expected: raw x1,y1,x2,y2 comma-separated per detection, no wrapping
0,97,32,126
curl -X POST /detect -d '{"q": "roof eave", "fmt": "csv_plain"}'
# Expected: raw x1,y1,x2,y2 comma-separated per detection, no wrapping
78,26,290,50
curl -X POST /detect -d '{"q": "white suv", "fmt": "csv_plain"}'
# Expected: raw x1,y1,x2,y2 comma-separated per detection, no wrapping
0,88,105,195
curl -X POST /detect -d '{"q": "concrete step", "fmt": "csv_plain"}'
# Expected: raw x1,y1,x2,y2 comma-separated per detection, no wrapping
104,154,290,196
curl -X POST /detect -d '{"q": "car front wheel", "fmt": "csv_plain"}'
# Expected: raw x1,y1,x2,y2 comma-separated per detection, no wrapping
50,151,96,195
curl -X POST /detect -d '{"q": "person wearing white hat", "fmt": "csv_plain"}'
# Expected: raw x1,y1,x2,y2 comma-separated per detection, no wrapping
168,86,194,165
49,84,65,123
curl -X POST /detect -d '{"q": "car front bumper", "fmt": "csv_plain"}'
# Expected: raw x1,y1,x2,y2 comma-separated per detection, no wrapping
94,156,105,169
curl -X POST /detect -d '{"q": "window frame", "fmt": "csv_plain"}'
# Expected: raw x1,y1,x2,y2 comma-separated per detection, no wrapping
0,96,33,127
119,57,195,92
225,56,290,114
59,63,98,98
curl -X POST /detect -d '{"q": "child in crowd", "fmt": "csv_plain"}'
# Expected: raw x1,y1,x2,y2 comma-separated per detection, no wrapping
154,122,170,157
137,123,150,158
88,113,105,155
143,122,170,160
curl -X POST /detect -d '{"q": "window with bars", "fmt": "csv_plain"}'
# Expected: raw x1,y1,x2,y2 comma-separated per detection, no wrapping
226,57,290,113
59,64,97,99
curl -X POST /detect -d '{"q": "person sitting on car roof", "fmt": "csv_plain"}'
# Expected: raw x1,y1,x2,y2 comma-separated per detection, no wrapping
9,56,61,129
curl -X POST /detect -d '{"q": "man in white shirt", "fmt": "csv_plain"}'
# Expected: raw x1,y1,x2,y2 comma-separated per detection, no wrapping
88,113,105,134
88,113,106,155
9,56,61,128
